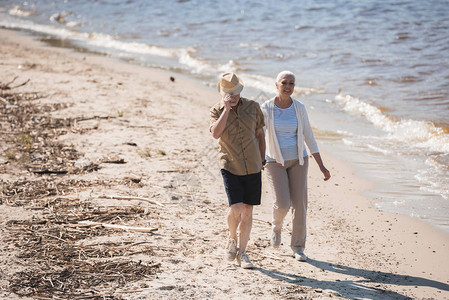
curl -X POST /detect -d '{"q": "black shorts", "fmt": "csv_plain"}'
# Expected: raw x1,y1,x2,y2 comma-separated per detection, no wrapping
221,169,262,206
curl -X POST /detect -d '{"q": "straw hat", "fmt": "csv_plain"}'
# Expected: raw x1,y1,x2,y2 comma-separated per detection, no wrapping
217,73,244,95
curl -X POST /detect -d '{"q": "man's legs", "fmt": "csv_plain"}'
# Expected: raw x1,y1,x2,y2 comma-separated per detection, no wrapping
235,203,254,269
221,170,260,268
227,203,253,253
228,202,242,241
237,203,253,253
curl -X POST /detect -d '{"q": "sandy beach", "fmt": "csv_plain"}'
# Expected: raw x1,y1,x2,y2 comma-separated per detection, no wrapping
1,28,449,299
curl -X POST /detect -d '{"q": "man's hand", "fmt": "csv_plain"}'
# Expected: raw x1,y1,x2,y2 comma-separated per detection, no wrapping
223,94,232,111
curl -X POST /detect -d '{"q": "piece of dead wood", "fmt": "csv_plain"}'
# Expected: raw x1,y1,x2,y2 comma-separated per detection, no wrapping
31,169,68,175
255,251,284,261
11,78,30,89
253,218,272,226
0,76,17,89
76,115,116,122
123,176,141,183
99,194,164,207
101,157,126,164
77,221,158,233
124,142,137,146
0,76,30,90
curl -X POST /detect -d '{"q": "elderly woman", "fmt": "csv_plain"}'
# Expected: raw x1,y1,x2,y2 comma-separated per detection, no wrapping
261,71,331,261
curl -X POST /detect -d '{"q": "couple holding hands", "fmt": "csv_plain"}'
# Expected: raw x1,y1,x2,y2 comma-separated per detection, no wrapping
210,72,331,269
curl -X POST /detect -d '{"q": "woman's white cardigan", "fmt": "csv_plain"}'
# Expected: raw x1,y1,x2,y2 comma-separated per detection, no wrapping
261,97,319,166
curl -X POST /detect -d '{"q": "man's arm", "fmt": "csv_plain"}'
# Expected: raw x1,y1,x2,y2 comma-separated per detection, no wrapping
210,95,232,139
256,127,265,163
210,108,230,139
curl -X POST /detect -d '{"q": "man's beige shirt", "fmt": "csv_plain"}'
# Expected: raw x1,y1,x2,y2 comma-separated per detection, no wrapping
210,97,265,176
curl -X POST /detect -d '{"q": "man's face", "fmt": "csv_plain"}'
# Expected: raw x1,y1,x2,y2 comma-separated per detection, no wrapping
226,93,241,107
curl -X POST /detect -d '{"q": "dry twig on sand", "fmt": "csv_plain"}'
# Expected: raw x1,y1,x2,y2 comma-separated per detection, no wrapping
77,221,158,233
0,76,30,90
99,194,164,207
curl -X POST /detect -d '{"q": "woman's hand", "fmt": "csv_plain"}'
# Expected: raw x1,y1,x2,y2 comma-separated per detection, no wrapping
320,166,331,181
312,152,331,181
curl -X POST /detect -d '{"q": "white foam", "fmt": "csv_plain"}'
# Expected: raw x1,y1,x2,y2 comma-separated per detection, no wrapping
342,138,355,146
239,74,276,95
0,14,184,60
335,93,449,153
84,32,175,57
8,5,36,17
177,48,215,73
366,144,394,155
1,16,80,39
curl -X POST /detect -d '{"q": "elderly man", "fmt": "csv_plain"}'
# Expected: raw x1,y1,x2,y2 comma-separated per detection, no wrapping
210,72,266,269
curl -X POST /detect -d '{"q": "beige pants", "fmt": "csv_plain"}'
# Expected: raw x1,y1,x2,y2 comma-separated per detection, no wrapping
265,157,309,252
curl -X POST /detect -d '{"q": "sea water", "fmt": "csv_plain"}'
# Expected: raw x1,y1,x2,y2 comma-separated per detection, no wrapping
1,0,448,233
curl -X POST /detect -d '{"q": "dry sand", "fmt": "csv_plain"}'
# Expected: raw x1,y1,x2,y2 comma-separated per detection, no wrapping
1,28,448,299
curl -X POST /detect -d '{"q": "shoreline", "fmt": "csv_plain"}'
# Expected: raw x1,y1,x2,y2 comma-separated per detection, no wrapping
1,28,449,299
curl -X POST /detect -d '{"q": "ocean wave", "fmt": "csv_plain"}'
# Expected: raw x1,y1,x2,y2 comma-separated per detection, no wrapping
177,48,215,73
0,16,177,58
335,93,449,154
84,32,176,57
49,11,81,27
416,155,449,200
8,5,36,17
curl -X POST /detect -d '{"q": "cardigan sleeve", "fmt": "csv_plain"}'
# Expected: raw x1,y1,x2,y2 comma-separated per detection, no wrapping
301,105,319,154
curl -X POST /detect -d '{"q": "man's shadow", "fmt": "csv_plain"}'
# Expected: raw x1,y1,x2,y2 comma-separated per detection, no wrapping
256,258,449,299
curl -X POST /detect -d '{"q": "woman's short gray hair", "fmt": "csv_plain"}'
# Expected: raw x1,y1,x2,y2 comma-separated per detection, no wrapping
276,71,296,83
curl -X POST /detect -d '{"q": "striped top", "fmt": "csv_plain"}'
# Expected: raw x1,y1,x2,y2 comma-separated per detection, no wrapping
261,97,319,166
266,104,303,161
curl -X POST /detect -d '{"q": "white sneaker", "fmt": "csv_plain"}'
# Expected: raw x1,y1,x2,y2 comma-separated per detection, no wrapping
293,249,307,261
271,230,281,248
237,251,254,269
226,238,238,261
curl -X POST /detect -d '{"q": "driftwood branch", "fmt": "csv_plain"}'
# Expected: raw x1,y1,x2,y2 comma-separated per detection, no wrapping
76,115,116,122
101,158,126,164
31,169,68,175
77,221,158,233
256,251,284,261
99,194,164,207
5,76,19,86
0,76,30,90
11,78,30,89
253,218,272,226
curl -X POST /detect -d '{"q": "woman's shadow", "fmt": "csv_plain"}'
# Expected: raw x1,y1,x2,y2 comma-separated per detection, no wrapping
256,257,449,299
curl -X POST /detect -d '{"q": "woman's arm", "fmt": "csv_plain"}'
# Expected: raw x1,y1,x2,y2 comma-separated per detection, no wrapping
311,152,331,181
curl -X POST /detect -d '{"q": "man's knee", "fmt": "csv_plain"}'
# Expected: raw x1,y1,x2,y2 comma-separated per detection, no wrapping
241,204,253,219
229,202,243,216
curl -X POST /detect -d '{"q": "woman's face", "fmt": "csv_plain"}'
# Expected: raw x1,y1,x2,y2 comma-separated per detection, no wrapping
276,75,295,97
